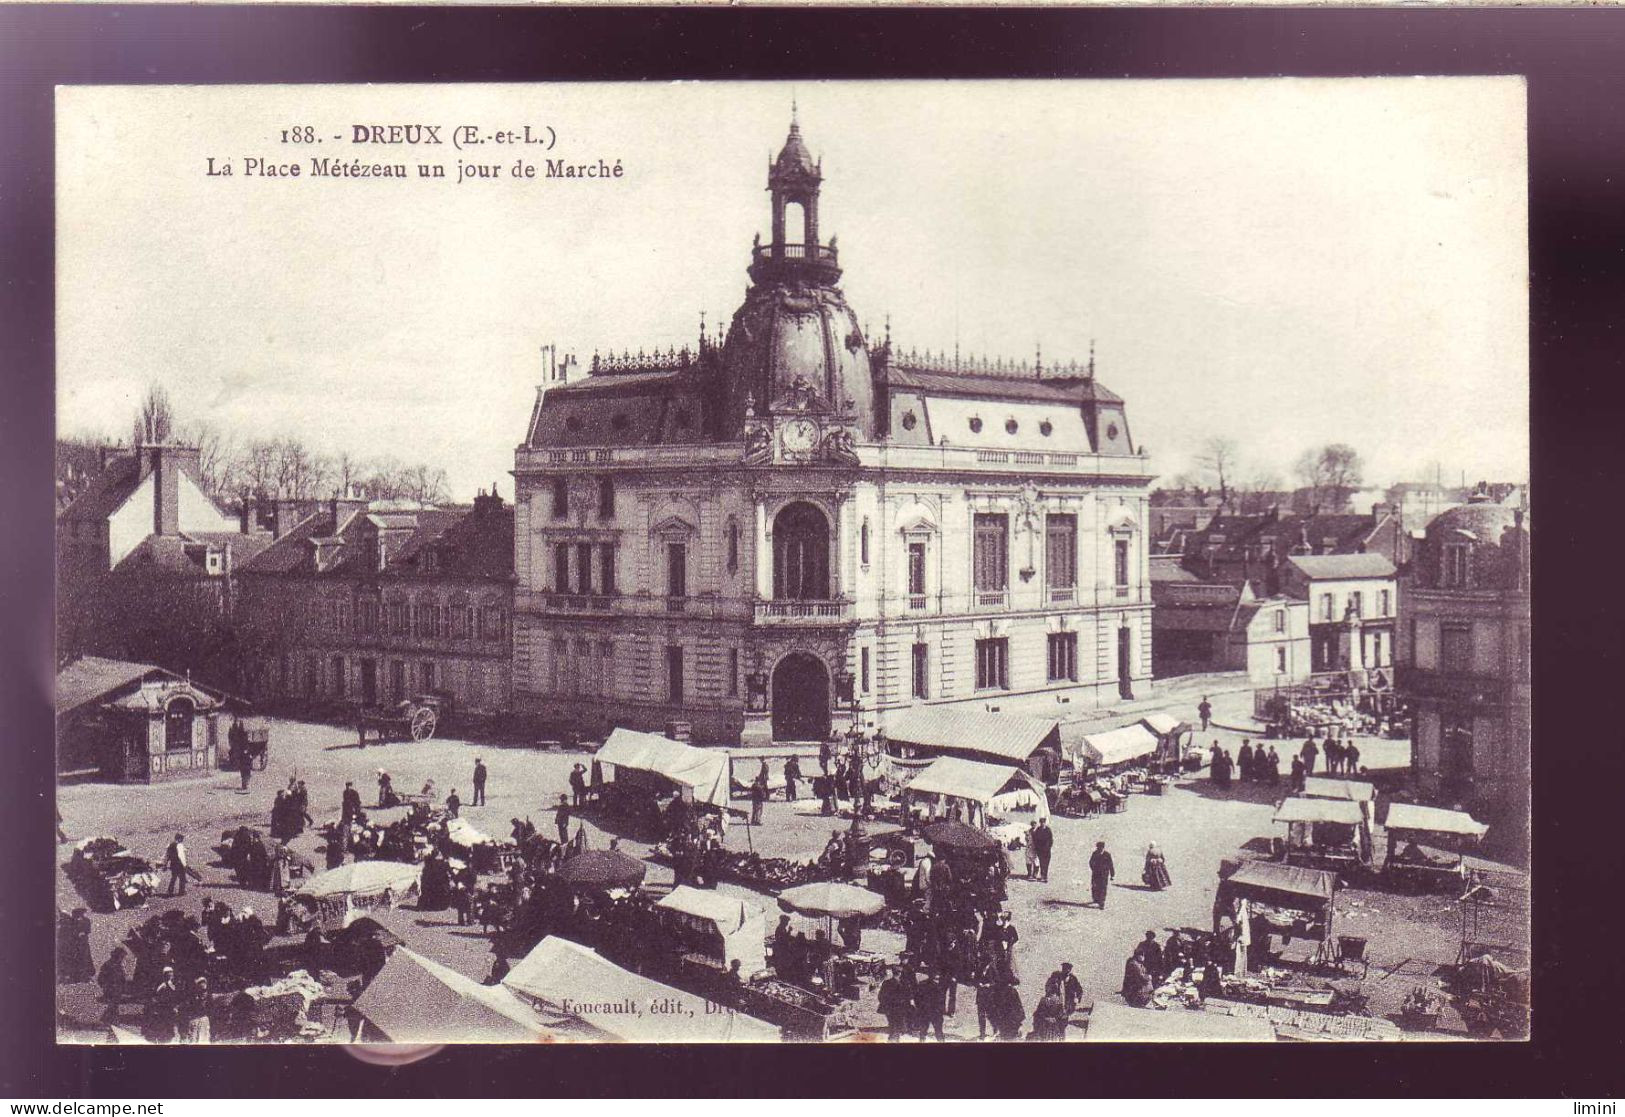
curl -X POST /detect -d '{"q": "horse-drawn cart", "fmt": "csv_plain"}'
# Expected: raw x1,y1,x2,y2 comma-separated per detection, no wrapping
357,696,443,746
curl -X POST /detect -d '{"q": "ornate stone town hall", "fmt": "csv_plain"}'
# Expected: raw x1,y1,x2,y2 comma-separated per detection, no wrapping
512,118,1155,744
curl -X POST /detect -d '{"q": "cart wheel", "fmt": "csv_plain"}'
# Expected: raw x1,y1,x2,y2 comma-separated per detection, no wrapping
410,707,437,741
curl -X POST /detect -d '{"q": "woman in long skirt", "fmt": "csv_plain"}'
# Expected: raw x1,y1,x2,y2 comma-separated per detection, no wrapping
1142,842,1173,891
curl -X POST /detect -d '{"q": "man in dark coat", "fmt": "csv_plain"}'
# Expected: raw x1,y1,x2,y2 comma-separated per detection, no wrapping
749,778,767,825
913,970,948,1041
473,758,489,806
164,833,189,896
1121,955,1153,1007
1133,930,1165,983
1030,819,1054,883
1198,695,1212,731
1290,755,1306,793
341,782,362,826
231,720,252,790
1345,742,1361,774
783,755,802,802
97,946,129,1023
446,789,462,819
1045,962,1083,1016
877,967,912,1041
554,794,572,845
1301,737,1319,776
1237,741,1255,782
569,763,587,807
1088,841,1115,909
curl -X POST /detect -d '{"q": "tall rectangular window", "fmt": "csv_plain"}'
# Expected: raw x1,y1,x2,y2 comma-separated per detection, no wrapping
1274,609,1286,634
550,637,567,694
911,643,929,699
575,542,594,594
1047,632,1078,682
1379,589,1392,616
1441,623,1474,673
331,655,345,697
1113,538,1130,587
1275,647,1288,674
666,645,685,702
551,476,569,519
598,478,615,519
666,543,687,598
572,637,592,696
598,640,616,697
973,514,1008,594
975,637,1009,690
727,648,740,697
1047,515,1077,588
389,660,406,701
1349,591,1364,618
907,542,927,597
860,647,871,693
554,542,570,593
1443,543,1470,588
1320,593,1335,622
599,544,616,594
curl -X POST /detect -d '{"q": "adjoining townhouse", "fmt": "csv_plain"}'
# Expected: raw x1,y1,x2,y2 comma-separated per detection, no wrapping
1396,489,1530,847
1280,553,1399,676
1150,556,1311,683
235,492,514,719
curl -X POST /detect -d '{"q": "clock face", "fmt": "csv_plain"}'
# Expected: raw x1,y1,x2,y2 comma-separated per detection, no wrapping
781,418,819,453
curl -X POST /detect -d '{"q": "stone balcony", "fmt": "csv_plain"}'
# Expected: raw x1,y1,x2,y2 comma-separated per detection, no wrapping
752,597,855,624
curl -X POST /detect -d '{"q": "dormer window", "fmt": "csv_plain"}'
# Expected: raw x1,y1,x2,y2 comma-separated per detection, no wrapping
1443,542,1471,588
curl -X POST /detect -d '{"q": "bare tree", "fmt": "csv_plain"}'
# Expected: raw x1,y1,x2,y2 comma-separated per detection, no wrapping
132,384,176,445
184,419,237,504
1193,436,1241,504
1234,466,1284,514
402,464,450,504
1294,443,1365,513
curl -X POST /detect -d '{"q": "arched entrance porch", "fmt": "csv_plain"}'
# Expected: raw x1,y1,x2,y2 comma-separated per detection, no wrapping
771,652,831,741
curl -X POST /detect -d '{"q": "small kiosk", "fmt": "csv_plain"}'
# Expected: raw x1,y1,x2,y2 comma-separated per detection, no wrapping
1271,796,1373,873
1215,860,1339,972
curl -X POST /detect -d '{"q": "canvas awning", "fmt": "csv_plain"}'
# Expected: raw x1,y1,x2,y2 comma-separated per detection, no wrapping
1225,860,1336,904
656,885,757,936
1273,796,1365,826
1086,1002,1276,1043
1065,723,1159,767
504,937,780,1042
298,860,421,899
1384,803,1489,838
885,705,1059,763
354,948,559,1044
1301,777,1377,803
1139,712,1190,737
904,757,1050,821
595,727,729,808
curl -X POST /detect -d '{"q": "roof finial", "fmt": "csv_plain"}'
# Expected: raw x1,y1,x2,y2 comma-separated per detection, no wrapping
1035,340,1043,378
1088,338,1096,380
791,93,798,129
884,314,892,347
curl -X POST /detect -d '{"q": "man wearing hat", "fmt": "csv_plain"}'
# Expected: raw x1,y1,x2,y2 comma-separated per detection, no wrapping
1089,840,1115,909
147,966,180,1042
473,757,489,806
164,833,189,896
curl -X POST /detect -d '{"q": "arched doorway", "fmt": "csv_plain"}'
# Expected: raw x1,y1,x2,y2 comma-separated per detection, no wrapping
772,652,831,741
165,697,196,752
773,502,830,600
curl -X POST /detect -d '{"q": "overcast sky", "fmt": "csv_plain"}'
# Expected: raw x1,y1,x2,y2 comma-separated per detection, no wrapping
58,79,1528,502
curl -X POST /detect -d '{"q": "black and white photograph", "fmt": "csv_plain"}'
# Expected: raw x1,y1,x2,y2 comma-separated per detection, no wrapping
51,78,1530,1046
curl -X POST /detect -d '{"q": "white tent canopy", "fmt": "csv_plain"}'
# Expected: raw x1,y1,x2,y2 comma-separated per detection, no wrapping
298,860,421,899
885,705,1059,764
655,886,769,977
1384,803,1489,838
1065,723,1159,767
904,757,1050,822
1302,777,1377,803
595,727,729,808
354,948,561,1044
1273,796,1365,826
504,937,780,1043
1140,712,1188,736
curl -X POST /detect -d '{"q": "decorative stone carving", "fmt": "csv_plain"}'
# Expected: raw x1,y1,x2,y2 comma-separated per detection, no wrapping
821,426,860,466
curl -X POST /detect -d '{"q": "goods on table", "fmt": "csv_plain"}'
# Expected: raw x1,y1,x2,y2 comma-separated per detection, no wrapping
651,844,832,893
66,837,162,912
232,968,334,1041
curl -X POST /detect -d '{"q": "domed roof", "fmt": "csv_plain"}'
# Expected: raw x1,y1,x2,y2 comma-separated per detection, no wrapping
1426,499,1521,545
772,121,819,181
721,281,875,438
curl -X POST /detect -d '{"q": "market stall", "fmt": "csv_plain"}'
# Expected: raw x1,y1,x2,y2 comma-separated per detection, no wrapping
1272,795,1372,871
1084,1000,1276,1043
65,836,162,912
1140,712,1197,774
503,936,782,1042
595,728,730,824
902,757,1050,831
281,860,421,933
353,947,557,1044
1215,860,1338,973
655,886,769,979
1382,803,1488,892
883,706,1063,786
1301,777,1378,804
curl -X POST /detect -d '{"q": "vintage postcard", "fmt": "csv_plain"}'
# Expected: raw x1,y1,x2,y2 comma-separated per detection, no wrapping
54,79,1529,1044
